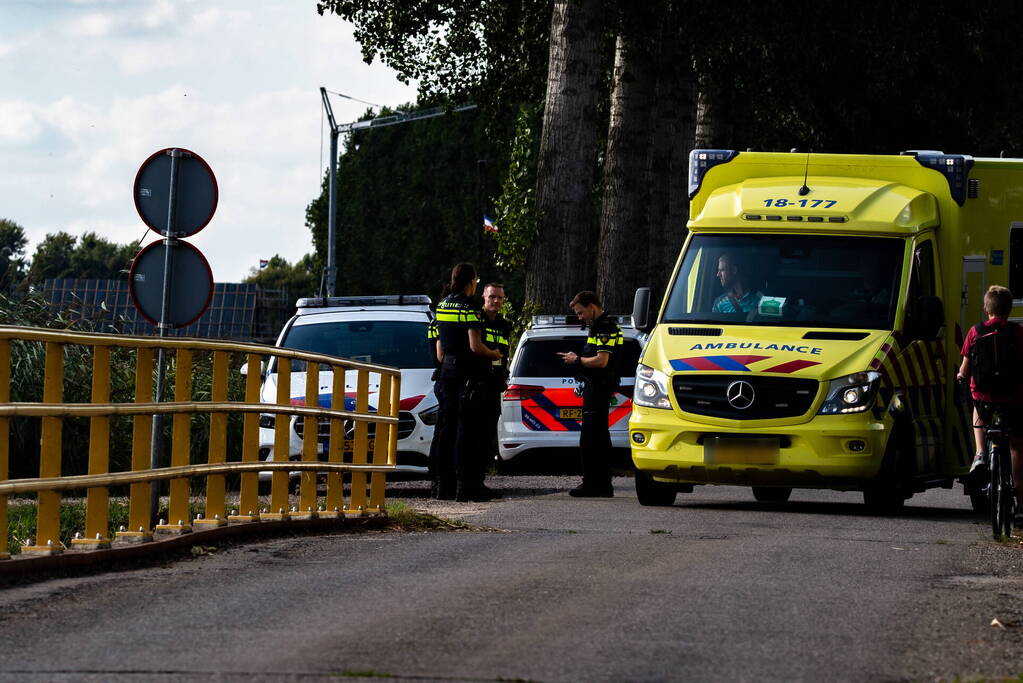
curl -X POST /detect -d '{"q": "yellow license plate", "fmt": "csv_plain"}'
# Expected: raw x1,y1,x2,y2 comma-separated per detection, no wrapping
704,438,779,465
559,408,583,420
342,440,376,452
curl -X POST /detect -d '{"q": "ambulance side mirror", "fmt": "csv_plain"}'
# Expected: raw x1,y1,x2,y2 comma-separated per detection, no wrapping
633,287,653,333
909,295,944,341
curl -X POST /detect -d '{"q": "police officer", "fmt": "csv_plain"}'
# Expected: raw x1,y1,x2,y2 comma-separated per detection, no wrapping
477,282,512,498
558,291,622,497
433,263,503,501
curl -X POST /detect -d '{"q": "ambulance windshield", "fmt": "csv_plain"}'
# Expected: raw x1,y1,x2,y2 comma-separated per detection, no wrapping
662,234,904,329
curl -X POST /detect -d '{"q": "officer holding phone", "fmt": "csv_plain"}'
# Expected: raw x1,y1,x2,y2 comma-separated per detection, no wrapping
557,290,622,497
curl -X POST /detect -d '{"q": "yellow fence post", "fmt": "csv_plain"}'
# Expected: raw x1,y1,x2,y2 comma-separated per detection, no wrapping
346,368,370,516
118,347,154,543
158,348,193,534
323,365,345,518
265,355,291,520
368,372,396,514
25,341,64,555
73,344,112,550
0,339,9,559
196,350,228,529
295,362,319,519
231,352,262,523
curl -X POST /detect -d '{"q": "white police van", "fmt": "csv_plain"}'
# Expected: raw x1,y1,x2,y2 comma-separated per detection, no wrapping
250,295,438,481
497,315,644,467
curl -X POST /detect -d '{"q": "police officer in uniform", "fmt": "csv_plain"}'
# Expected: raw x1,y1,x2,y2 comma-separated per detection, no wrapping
558,291,622,497
433,263,503,501
477,282,512,497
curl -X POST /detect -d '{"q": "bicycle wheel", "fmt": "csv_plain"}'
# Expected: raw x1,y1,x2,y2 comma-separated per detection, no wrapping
990,445,1014,538
998,446,1015,538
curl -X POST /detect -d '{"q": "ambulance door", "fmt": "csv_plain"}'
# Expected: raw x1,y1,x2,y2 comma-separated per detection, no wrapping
900,236,944,476
961,256,986,334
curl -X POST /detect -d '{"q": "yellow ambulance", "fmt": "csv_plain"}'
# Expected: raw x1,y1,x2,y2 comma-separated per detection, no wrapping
629,150,1023,509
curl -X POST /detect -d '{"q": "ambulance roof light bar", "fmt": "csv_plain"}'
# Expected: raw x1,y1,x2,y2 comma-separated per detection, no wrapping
689,149,739,199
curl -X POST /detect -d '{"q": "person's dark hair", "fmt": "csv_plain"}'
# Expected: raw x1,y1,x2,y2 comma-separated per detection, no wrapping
984,285,1013,317
570,290,601,309
483,282,505,293
449,263,477,293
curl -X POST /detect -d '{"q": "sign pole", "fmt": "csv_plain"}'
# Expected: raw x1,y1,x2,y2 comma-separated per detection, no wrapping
148,148,183,527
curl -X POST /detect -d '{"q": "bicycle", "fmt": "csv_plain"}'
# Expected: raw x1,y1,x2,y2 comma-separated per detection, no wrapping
976,404,1016,538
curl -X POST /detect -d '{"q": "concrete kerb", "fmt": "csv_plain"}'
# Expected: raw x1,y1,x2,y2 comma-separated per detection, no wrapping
0,515,391,580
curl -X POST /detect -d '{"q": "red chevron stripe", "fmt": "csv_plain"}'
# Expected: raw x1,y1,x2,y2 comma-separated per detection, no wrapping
608,401,632,427
761,359,821,374
522,402,567,431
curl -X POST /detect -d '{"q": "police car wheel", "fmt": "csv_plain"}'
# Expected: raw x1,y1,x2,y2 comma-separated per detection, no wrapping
752,486,791,503
635,470,677,506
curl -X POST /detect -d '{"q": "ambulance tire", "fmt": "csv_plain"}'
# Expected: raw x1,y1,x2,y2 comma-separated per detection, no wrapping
635,469,678,506
752,486,792,503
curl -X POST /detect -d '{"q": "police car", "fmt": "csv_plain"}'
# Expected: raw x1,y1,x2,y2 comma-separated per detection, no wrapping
250,295,438,481
497,315,644,467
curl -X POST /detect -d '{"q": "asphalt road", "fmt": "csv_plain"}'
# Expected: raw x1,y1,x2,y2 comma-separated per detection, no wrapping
1,477,1022,682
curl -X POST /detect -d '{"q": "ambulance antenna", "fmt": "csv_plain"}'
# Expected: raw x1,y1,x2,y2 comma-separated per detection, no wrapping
798,150,811,196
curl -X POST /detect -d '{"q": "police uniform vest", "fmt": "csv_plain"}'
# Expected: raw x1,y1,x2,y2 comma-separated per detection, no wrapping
427,319,440,368
580,313,623,384
483,313,512,378
436,293,486,374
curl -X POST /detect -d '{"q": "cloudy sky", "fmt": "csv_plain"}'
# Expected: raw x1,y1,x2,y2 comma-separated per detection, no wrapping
0,0,418,282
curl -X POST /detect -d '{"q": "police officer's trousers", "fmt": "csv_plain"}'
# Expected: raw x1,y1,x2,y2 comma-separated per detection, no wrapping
433,368,488,495
580,379,615,489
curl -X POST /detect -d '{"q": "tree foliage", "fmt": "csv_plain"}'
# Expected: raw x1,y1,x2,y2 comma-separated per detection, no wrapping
27,231,137,283
305,106,521,301
320,0,1023,317
242,254,319,299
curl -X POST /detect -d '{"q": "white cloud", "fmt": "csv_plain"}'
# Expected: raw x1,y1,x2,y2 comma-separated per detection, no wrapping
0,100,43,144
141,0,177,29
0,0,418,281
65,12,115,38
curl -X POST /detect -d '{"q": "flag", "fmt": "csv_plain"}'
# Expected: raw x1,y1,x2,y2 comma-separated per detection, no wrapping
259,259,269,269
483,215,499,233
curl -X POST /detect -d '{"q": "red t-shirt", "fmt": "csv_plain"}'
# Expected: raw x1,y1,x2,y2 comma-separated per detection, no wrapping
960,316,1023,403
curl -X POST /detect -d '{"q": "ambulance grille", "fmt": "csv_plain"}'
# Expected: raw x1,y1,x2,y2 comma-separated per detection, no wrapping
672,375,819,419
668,327,723,336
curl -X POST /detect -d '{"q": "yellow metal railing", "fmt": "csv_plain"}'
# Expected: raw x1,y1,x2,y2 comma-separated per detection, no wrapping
0,326,401,559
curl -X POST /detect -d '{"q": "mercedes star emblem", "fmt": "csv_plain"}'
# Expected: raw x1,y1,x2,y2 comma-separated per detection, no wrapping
726,380,755,410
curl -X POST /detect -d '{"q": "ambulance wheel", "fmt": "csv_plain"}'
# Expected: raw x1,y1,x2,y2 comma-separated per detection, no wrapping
752,486,791,503
635,470,678,506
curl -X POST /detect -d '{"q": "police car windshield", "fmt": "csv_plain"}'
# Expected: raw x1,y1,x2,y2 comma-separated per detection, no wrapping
662,234,904,329
279,320,434,369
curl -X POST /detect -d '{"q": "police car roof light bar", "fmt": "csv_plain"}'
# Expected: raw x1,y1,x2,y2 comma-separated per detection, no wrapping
531,314,633,328
296,294,432,309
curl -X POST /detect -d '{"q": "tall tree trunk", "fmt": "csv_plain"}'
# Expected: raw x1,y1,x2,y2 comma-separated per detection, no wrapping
694,86,733,148
596,32,656,314
648,29,696,305
524,0,604,313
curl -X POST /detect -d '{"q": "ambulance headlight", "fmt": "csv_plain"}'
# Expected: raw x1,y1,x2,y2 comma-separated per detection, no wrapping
634,364,672,410
818,371,881,414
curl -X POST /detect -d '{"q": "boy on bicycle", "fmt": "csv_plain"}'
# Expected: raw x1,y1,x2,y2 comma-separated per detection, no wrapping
957,285,1023,520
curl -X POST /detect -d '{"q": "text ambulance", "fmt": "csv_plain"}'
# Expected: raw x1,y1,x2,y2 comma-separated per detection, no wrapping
630,150,1023,509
